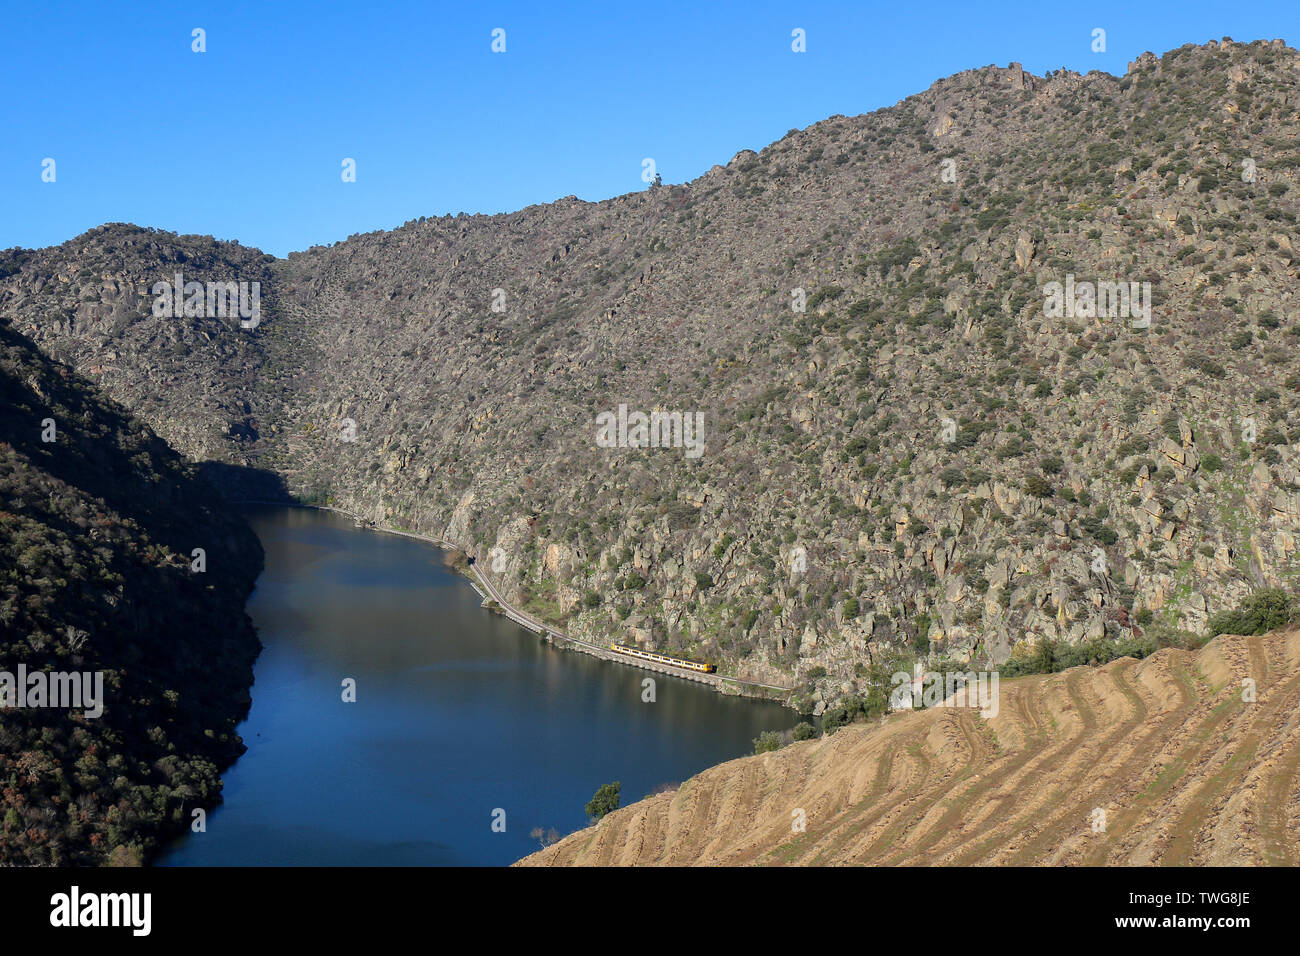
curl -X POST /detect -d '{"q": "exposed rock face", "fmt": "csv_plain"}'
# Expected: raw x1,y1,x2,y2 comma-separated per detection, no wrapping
0,232,275,465
1014,230,1037,270
518,629,1300,866
3,39,1300,712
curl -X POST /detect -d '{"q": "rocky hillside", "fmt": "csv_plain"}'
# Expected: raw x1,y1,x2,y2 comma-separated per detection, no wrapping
0,229,276,465
3,38,1300,714
518,627,1300,865
0,317,262,865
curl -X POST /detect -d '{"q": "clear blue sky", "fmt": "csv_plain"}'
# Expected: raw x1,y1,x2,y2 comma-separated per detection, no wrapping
3,1,1297,257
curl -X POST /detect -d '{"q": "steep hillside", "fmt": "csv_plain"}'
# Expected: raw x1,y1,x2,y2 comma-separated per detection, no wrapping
0,228,277,465
0,318,262,865
3,38,1300,712
518,628,1300,865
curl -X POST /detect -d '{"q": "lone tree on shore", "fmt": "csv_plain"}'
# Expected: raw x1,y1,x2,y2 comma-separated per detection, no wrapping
585,781,621,822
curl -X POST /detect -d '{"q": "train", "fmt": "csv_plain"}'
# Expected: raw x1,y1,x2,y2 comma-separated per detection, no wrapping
608,643,717,674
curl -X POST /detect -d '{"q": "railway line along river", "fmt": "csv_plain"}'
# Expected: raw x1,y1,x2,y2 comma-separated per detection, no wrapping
155,505,794,866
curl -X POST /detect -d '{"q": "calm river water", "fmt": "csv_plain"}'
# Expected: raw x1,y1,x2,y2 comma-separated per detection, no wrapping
155,506,794,866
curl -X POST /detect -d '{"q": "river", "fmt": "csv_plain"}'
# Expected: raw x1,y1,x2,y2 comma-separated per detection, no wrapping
155,505,795,866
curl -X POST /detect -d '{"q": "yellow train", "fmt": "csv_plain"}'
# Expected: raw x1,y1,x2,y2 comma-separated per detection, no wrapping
608,643,717,674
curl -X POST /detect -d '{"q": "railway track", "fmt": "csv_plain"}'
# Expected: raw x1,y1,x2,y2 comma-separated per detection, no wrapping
233,500,792,695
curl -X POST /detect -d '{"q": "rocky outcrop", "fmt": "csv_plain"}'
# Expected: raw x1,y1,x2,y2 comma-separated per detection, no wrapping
2,39,1299,714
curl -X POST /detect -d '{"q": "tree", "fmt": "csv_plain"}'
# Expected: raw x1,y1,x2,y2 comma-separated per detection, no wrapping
1209,589,1294,637
585,782,621,821
529,826,560,849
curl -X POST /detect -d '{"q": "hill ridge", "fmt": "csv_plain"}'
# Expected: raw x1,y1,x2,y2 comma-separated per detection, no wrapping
3,36,1300,713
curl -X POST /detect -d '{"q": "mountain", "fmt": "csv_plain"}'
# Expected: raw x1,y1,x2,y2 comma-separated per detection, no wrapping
0,317,261,865
2,38,1299,716
517,626,1300,866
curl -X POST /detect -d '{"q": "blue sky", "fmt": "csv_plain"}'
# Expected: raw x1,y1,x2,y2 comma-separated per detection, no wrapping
3,1,1297,257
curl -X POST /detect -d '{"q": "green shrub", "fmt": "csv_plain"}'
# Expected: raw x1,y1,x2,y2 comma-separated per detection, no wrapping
1000,632,1159,678
1208,589,1296,637
1023,475,1053,498
1079,514,1118,545
585,782,621,820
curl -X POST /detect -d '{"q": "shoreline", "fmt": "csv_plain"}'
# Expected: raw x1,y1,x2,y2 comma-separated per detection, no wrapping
229,499,794,703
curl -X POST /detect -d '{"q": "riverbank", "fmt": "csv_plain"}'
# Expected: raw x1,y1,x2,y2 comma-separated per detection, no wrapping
228,499,794,704
156,505,797,866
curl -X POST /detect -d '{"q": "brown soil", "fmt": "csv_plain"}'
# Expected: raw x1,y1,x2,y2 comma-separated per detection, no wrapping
516,630,1300,866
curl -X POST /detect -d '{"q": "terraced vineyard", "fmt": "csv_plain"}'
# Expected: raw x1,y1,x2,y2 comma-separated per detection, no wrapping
518,628,1300,865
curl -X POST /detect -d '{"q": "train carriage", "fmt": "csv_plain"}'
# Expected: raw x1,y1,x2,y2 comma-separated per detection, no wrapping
608,643,716,673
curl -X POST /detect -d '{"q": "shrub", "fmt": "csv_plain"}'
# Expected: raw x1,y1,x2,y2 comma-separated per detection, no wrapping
822,695,870,734
1183,352,1226,377
914,613,932,653
1024,475,1054,498
1079,514,1118,545
584,782,621,820
1000,632,1159,677
1208,589,1296,637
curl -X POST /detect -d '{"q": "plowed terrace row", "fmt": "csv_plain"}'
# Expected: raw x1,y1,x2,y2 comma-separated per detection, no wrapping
518,630,1300,865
